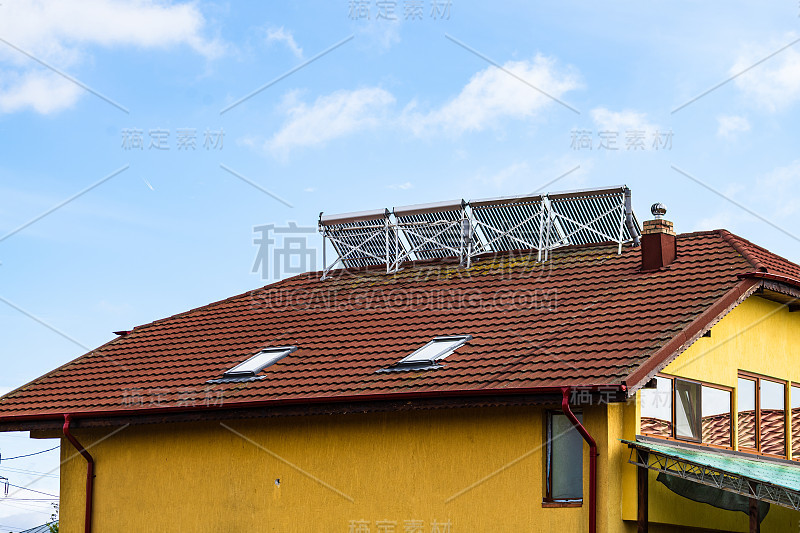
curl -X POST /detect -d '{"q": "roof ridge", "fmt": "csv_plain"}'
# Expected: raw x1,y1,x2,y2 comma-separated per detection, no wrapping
676,230,720,238
717,230,767,272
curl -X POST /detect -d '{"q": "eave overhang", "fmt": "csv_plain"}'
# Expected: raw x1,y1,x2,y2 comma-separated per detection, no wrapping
623,277,761,395
0,385,627,432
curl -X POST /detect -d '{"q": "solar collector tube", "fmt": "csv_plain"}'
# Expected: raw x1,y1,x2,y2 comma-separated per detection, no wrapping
392,199,465,218
320,208,389,226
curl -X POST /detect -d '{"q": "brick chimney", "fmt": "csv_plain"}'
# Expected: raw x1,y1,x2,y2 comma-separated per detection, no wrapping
641,203,677,271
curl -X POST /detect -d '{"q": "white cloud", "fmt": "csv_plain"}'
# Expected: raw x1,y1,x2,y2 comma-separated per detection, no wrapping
304,187,316,193
0,71,83,114
265,26,303,59
692,211,735,232
0,0,223,114
716,115,750,138
732,34,800,111
472,162,530,190
386,182,413,190
756,160,800,218
402,54,581,135
463,157,589,199
590,107,657,133
263,54,580,157
267,88,396,157
355,19,402,51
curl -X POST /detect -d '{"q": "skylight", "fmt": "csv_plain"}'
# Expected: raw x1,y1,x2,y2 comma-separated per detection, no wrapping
210,346,297,383
379,335,472,372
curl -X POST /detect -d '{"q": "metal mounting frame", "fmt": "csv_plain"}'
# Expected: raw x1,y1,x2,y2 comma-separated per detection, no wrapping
627,442,800,511
318,185,641,280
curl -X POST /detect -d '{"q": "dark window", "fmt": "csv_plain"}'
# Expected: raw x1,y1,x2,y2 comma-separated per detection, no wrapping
545,412,583,502
674,379,702,441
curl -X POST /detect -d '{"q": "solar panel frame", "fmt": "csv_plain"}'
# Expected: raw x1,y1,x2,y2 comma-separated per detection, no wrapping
320,209,400,269
469,196,547,252
394,203,467,261
318,186,641,278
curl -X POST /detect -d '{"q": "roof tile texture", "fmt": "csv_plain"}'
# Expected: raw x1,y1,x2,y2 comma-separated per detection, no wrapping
0,230,797,419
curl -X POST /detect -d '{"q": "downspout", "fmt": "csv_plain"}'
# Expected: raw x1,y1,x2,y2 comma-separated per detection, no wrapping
624,186,640,247
63,414,94,533
561,387,597,533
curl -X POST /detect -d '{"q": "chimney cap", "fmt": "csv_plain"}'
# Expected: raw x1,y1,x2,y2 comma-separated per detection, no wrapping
650,203,667,219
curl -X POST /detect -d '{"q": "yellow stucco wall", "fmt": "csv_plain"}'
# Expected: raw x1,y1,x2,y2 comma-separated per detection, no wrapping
54,295,800,533
662,295,800,392
60,406,599,533
617,295,800,531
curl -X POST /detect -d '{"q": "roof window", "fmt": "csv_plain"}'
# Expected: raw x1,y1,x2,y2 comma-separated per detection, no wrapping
208,346,297,383
378,335,472,372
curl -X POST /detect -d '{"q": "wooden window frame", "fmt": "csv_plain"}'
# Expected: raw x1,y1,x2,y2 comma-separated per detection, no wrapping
699,381,735,449
737,370,789,459
673,377,703,444
791,382,800,461
640,374,734,450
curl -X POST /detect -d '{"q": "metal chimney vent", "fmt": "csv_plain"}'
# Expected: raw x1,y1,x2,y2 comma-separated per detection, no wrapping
318,185,641,280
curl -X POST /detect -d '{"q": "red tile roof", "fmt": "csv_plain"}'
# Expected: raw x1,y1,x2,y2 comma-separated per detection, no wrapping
0,230,798,422
738,410,757,449
759,409,787,456
641,413,732,447
738,409,788,456
641,417,672,437
720,230,800,280
702,413,732,447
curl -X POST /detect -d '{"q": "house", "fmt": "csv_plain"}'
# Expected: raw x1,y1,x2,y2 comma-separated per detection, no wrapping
0,187,799,533
16,525,54,533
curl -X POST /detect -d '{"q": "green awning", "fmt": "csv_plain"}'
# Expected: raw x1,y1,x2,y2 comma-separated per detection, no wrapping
623,437,800,511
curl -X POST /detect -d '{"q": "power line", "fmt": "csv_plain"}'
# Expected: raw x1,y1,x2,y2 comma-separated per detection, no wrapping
0,466,59,479
0,498,57,501
1,446,59,462
6,483,58,498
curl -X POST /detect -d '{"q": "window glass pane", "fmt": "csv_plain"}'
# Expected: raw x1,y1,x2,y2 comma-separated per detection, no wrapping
640,377,672,437
792,385,800,460
701,386,731,447
675,379,702,440
400,336,469,364
547,413,583,501
760,379,786,456
738,377,757,449
224,347,294,377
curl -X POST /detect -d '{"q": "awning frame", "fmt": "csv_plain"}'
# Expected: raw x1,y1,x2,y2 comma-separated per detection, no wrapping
625,438,800,511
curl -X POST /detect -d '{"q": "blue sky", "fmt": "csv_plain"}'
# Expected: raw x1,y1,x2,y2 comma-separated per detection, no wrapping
1,0,800,528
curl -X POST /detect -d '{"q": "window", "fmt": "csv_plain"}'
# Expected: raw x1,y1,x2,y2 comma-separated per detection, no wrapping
760,379,786,456
640,376,672,437
208,346,297,383
545,411,583,503
377,335,472,372
399,335,471,365
674,379,702,441
641,374,732,448
792,385,800,460
701,386,732,447
737,377,757,449
737,372,787,457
